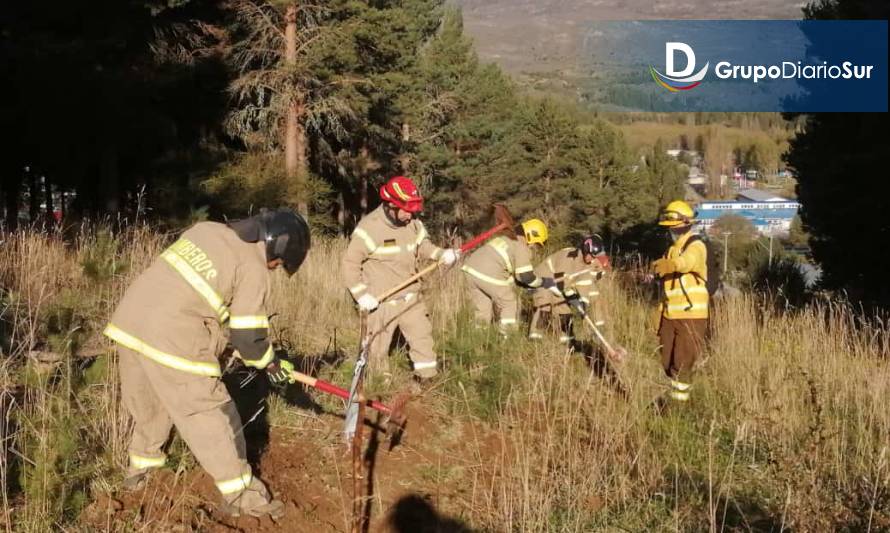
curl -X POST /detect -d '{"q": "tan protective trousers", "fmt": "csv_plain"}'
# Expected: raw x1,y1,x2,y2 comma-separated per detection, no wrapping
528,306,575,343
463,273,518,333
118,346,265,503
368,295,438,378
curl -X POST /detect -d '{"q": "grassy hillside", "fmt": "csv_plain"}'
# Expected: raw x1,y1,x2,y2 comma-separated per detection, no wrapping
2,226,889,531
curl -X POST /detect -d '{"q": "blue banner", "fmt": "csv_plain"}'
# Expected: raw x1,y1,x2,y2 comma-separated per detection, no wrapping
579,20,888,112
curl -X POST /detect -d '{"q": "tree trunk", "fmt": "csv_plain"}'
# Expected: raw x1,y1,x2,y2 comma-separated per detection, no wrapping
101,145,120,214
44,174,55,225
2,175,20,230
28,171,39,223
337,190,346,236
359,175,368,215
284,4,309,218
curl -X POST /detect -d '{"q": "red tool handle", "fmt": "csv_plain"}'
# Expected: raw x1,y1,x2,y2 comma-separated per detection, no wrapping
459,223,509,253
292,370,392,414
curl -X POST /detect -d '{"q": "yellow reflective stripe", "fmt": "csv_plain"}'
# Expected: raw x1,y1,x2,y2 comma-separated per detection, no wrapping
671,380,692,391
669,390,690,401
372,245,402,256
500,317,517,325
488,238,513,271
575,279,593,286
349,283,367,295
558,335,574,343
594,320,606,327
353,228,376,252
528,332,544,339
229,315,269,329
162,251,229,322
129,453,166,469
589,290,600,296
567,268,592,279
216,472,253,495
667,303,708,312
415,224,428,246
104,324,221,377
243,344,275,369
665,286,709,297
461,265,512,286
413,360,437,370
515,265,534,274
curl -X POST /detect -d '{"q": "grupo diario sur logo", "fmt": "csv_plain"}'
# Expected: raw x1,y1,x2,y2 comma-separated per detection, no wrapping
651,40,877,91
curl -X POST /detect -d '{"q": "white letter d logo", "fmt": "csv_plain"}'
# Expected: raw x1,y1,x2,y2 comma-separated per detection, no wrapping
656,42,709,83
666,42,696,77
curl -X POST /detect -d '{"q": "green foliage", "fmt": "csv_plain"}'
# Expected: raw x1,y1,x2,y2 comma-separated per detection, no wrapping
786,0,890,307
80,230,128,283
438,310,524,420
15,364,96,527
745,247,810,308
786,215,810,249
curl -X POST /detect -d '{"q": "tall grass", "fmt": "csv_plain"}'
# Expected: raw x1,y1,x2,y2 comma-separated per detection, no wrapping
1,225,888,531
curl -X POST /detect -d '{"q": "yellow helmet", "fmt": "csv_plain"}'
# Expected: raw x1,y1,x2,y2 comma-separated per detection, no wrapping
658,200,695,227
521,218,548,245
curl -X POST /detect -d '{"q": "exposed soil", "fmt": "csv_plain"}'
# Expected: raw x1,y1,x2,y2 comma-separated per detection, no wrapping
80,397,498,532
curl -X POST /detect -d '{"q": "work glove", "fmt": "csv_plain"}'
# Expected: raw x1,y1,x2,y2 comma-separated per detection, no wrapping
265,357,296,388
440,248,460,266
540,277,563,297
651,258,679,278
356,293,379,312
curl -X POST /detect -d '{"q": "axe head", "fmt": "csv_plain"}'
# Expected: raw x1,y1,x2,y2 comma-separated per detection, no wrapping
492,203,517,240
385,391,411,450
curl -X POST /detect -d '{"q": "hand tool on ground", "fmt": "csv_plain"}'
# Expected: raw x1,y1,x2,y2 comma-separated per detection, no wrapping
375,203,515,303
578,311,628,363
289,369,407,424
346,312,370,533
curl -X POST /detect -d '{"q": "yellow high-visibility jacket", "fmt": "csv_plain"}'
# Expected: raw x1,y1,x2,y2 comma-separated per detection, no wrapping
660,231,709,320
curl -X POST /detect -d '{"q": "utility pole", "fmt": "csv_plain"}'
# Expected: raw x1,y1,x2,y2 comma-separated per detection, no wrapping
768,232,774,269
722,231,731,275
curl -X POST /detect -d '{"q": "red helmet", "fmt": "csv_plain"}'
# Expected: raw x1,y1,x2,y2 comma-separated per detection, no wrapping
380,176,423,213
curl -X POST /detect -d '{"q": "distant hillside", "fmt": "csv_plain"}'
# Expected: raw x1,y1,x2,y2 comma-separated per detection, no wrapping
454,0,804,84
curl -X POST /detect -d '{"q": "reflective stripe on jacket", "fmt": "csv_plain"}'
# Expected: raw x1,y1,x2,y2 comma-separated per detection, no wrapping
462,236,538,287
106,222,275,374
341,205,443,301
660,231,709,319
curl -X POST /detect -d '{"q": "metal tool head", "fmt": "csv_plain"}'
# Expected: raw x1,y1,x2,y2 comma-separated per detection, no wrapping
491,203,517,240
385,391,411,450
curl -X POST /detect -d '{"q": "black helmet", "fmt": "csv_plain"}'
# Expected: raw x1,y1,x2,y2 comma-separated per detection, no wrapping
229,208,310,276
579,234,604,257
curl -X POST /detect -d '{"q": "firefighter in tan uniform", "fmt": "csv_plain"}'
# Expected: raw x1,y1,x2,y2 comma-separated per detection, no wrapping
342,176,459,381
651,200,709,405
529,235,610,344
104,208,309,518
461,219,557,334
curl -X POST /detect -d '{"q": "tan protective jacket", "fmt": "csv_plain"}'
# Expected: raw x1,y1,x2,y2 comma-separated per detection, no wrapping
533,247,606,320
104,222,275,377
461,235,542,288
342,205,444,301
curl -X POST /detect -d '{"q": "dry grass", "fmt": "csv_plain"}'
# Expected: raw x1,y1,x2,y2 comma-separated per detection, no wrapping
1,225,889,531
